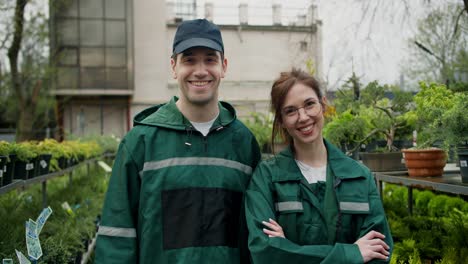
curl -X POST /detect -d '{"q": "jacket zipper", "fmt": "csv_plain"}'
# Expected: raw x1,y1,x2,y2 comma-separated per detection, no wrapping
203,125,223,153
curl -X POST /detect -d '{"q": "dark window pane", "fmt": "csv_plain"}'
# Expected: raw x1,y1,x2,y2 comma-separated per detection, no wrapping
105,0,125,19
106,48,126,67
56,19,78,45
56,0,78,17
107,68,127,89
80,20,104,46
105,20,126,46
58,48,78,66
80,0,103,18
57,67,79,89
81,68,106,88
81,48,105,66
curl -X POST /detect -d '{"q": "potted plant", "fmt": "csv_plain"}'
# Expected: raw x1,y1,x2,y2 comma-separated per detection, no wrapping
402,82,452,177
9,141,39,180
326,81,415,170
323,109,369,160
440,92,468,182
0,141,16,186
357,83,415,172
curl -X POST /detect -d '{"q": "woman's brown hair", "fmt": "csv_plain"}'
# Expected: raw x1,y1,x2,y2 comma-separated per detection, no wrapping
270,68,324,153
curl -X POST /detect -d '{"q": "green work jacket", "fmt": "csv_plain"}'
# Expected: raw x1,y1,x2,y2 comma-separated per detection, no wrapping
95,97,261,264
245,140,393,264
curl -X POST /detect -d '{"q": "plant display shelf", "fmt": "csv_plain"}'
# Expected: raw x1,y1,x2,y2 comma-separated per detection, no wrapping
0,154,114,208
374,164,467,214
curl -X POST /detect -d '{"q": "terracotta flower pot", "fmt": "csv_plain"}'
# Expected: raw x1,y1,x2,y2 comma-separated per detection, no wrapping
402,148,447,177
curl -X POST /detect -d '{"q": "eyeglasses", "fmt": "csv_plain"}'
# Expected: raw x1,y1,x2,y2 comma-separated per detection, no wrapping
281,100,322,118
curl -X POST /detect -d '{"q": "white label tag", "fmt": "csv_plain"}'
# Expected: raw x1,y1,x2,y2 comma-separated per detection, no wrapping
26,163,34,171
3,165,6,172
40,160,47,168
461,160,467,167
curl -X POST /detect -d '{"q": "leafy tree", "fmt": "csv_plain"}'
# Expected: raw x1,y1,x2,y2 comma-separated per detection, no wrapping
1,0,56,141
405,2,468,88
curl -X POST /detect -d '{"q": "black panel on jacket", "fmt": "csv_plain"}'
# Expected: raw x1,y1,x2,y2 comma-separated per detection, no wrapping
162,187,243,249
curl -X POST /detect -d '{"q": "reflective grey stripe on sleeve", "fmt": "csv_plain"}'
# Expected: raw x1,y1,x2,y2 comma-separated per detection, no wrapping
339,202,370,212
97,226,136,238
275,201,303,212
141,157,253,176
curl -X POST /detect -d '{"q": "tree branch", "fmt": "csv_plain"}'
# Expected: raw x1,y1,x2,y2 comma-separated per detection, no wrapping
6,0,27,108
414,40,444,63
451,8,465,41
0,32,11,50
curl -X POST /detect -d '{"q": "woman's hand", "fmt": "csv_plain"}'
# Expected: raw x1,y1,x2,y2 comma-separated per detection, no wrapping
355,230,390,263
262,218,285,238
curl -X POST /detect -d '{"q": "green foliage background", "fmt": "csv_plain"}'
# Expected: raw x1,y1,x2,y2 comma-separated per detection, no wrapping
0,163,110,262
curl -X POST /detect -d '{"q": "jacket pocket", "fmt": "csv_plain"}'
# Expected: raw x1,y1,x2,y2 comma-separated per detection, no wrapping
272,180,303,214
336,178,370,215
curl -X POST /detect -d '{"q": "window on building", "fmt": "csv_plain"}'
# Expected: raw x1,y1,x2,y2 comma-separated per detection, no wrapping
54,0,131,91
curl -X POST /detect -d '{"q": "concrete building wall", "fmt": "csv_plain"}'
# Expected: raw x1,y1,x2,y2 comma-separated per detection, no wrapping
135,23,321,117
54,0,323,138
131,0,171,118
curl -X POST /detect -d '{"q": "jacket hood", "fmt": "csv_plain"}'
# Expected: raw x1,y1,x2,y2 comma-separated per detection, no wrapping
133,96,237,130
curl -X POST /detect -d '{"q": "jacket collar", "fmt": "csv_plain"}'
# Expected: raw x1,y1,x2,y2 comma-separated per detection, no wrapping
324,139,368,179
133,96,236,130
272,139,367,182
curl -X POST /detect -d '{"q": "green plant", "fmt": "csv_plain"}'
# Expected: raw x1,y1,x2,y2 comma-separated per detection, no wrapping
37,139,66,172
383,184,468,263
414,190,435,215
326,80,415,153
323,110,369,154
0,141,12,157
413,82,454,148
0,164,109,261
9,141,39,161
79,134,120,155
242,112,274,152
441,92,468,149
440,209,468,263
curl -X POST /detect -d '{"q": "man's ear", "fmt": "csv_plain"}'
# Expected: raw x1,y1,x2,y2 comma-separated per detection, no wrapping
221,57,228,78
170,57,177,79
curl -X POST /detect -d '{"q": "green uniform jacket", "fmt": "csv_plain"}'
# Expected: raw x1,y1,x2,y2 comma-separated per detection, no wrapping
245,140,393,264
95,97,261,264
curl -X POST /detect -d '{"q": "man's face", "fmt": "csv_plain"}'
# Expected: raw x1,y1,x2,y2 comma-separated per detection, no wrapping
171,47,227,107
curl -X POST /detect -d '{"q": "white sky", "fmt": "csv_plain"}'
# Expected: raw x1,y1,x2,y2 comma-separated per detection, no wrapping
2,0,456,90
189,0,451,90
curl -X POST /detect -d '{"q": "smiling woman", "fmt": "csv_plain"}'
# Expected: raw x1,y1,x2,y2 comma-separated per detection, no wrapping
245,68,394,264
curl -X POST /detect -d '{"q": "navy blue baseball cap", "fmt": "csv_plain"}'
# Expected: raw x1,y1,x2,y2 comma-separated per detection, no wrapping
172,19,224,55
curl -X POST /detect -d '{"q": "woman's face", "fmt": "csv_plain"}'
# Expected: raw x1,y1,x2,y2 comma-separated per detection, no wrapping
280,82,324,148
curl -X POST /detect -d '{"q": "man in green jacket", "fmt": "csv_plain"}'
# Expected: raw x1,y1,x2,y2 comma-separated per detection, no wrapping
95,19,261,263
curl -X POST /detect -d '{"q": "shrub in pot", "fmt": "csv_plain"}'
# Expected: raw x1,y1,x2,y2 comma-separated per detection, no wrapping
357,83,415,172
9,142,39,180
323,110,369,159
325,81,415,170
441,92,468,182
402,82,452,177
0,141,12,187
